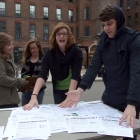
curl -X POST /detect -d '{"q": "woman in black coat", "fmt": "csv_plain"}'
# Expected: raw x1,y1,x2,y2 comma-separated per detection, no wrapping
23,22,83,110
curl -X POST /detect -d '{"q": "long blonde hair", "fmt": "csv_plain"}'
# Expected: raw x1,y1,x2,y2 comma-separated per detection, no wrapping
22,38,44,65
0,32,13,59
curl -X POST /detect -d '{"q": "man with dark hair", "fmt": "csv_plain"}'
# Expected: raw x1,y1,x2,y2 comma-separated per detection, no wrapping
60,5,140,140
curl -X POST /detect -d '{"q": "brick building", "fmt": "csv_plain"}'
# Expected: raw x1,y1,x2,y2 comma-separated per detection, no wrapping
0,0,118,65
117,0,140,32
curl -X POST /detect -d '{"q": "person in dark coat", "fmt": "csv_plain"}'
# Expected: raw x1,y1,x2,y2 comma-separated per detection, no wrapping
23,22,83,109
60,5,140,139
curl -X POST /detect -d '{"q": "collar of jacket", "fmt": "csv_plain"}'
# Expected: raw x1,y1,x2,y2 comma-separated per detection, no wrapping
98,25,132,52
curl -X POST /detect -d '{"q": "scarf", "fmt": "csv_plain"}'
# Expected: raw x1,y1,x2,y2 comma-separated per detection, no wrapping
52,44,77,81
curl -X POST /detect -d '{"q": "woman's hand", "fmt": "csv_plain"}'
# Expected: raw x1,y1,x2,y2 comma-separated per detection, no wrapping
59,88,84,108
22,95,39,111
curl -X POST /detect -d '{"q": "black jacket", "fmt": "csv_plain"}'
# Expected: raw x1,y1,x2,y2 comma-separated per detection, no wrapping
21,53,46,91
79,6,140,111
38,44,83,87
21,54,44,78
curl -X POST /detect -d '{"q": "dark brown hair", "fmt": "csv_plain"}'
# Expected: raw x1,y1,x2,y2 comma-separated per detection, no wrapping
99,5,116,21
0,32,13,59
49,22,76,52
22,38,43,65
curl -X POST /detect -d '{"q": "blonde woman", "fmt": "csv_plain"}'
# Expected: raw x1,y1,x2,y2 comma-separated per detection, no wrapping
21,38,46,106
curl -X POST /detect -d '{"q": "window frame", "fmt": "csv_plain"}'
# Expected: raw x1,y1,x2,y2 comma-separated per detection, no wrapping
0,2,5,16
84,7,89,20
43,25,49,41
135,0,138,6
127,0,131,9
134,13,138,25
56,8,62,21
15,3,21,17
120,0,124,10
0,22,6,32
15,23,22,39
68,10,73,22
43,7,48,19
127,15,131,27
30,5,36,19
76,8,78,21
30,24,36,38
84,26,90,36
76,26,78,38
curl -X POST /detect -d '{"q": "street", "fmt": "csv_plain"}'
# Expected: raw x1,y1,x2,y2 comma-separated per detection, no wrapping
18,81,105,105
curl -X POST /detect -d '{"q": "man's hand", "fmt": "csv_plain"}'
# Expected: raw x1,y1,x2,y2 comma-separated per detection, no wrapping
22,95,39,111
59,88,84,108
119,105,136,128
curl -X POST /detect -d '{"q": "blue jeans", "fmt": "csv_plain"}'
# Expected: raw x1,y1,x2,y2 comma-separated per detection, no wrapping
21,90,45,106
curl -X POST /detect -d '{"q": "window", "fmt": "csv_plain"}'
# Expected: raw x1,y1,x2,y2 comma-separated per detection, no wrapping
127,16,131,27
0,22,6,32
127,0,131,9
70,27,73,34
76,26,78,38
30,5,35,18
43,7,48,19
30,24,35,38
84,26,90,36
68,10,73,22
15,3,21,17
84,7,89,20
76,8,78,21
43,25,49,41
135,0,138,6
134,13,138,25
56,8,61,20
0,2,5,16
15,23,21,39
120,0,124,10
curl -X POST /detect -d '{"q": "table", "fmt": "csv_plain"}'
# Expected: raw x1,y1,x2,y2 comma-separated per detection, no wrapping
0,108,140,140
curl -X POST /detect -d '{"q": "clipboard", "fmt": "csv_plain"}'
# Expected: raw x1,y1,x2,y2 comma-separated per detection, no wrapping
18,77,38,92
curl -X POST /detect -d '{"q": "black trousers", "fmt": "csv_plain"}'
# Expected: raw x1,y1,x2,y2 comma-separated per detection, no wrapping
0,104,18,109
53,89,68,104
